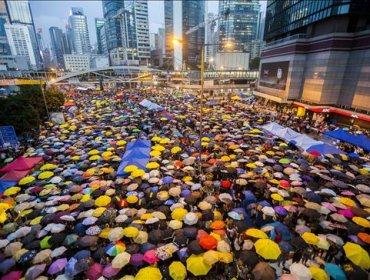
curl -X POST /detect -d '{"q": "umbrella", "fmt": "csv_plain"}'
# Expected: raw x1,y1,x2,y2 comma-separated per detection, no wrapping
48,258,68,275
102,264,120,278
143,249,159,264
106,241,126,257
25,263,46,280
290,263,311,280
135,266,162,280
301,232,319,245
254,239,281,260
324,263,346,280
186,254,211,276
343,242,370,269
1,271,22,280
252,262,275,280
309,266,329,280
245,228,268,239
112,252,131,269
86,263,103,280
169,261,187,280
203,250,220,266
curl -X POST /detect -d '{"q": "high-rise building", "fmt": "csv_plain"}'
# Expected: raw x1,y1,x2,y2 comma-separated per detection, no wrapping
158,27,165,55
164,0,205,70
95,18,106,55
68,7,91,55
50,26,71,69
4,0,41,69
258,0,370,112
205,12,217,65
5,23,38,69
0,1,10,56
102,0,150,66
150,33,159,50
218,0,260,52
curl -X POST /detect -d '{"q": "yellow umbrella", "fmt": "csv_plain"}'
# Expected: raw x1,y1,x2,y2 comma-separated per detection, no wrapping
186,254,212,276
135,267,162,280
0,211,7,223
171,146,182,154
203,250,219,266
301,232,320,245
338,197,356,207
150,150,161,157
102,151,113,159
169,261,187,280
254,239,281,260
89,155,101,161
220,156,230,162
352,217,370,228
151,136,161,142
94,195,111,207
309,266,329,280
271,193,284,202
116,140,127,146
30,216,43,225
102,167,114,174
343,242,370,269
182,176,192,182
146,162,160,169
127,195,138,204
99,228,112,239
124,165,138,173
19,209,32,217
88,149,100,155
93,207,106,217
152,145,165,152
80,194,91,203
38,171,54,180
218,252,233,263
171,208,188,221
246,163,257,169
231,95,242,101
3,187,21,196
159,138,170,144
122,226,139,238
40,163,58,170
250,128,262,133
201,137,210,142
245,228,268,239
131,169,145,178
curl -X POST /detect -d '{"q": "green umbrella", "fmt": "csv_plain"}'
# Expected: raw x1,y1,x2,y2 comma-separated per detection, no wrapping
278,158,291,164
40,236,52,249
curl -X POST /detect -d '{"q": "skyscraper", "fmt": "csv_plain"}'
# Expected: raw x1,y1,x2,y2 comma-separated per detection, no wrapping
95,18,106,55
164,0,205,70
50,26,70,69
102,0,150,66
68,7,91,55
218,0,260,52
205,12,217,64
258,0,370,111
0,1,10,56
5,0,41,69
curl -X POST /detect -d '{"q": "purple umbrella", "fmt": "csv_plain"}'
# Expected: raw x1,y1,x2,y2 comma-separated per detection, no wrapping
48,258,68,275
25,264,46,280
102,264,120,278
129,253,144,266
274,206,288,216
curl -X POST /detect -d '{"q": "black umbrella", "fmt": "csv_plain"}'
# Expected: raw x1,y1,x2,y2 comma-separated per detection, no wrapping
239,250,259,269
291,236,308,249
188,240,204,255
149,229,163,244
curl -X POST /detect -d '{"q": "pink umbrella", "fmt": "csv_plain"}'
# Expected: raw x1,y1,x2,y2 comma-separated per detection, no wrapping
341,191,355,196
143,249,159,264
86,263,103,280
322,202,337,212
102,264,120,278
284,205,297,213
1,271,22,280
338,208,354,218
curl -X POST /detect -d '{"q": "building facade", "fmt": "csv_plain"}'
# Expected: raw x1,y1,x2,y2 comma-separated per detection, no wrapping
95,18,106,55
49,26,71,69
0,1,10,56
205,12,218,65
63,54,90,72
68,7,91,55
4,0,41,69
258,0,370,111
4,23,38,69
102,0,150,66
165,0,205,70
218,0,260,52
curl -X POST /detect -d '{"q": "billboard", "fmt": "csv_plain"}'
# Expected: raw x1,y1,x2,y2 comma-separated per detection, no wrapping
259,61,289,90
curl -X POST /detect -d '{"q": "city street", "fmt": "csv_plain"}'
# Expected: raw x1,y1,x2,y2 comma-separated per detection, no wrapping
0,89,369,279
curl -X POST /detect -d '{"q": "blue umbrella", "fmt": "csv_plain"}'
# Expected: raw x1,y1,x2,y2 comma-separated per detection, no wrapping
74,250,91,260
325,263,347,280
0,258,15,274
162,176,174,184
65,257,79,277
306,191,322,203
279,241,293,253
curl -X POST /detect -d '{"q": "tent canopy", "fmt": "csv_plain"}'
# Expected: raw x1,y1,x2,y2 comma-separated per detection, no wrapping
324,129,370,152
139,99,163,111
306,144,345,155
117,140,151,176
260,122,284,133
0,170,30,181
0,157,43,172
0,180,16,194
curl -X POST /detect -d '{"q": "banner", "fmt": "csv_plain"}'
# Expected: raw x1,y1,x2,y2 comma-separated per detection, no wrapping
259,61,289,90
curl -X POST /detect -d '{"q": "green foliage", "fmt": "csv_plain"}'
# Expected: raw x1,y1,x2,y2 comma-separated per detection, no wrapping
0,84,65,137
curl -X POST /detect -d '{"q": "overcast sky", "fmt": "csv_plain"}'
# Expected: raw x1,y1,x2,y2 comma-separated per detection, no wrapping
30,0,265,48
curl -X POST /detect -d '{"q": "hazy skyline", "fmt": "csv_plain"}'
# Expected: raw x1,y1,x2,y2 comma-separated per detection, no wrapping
30,1,265,48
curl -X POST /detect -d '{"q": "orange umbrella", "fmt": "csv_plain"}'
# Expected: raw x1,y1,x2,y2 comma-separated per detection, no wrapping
209,221,225,230
199,235,218,250
358,233,370,244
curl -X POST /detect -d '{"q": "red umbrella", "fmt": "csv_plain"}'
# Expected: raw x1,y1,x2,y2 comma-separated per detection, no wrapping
308,150,321,157
1,271,22,280
86,263,103,280
199,235,218,250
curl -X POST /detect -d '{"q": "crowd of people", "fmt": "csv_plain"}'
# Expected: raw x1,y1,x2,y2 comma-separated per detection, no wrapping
0,88,369,280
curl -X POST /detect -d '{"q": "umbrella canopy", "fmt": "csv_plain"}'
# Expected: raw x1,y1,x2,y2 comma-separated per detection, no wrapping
135,266,162,280
343,242,370,269
254,239,281,260
186,254,212,276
